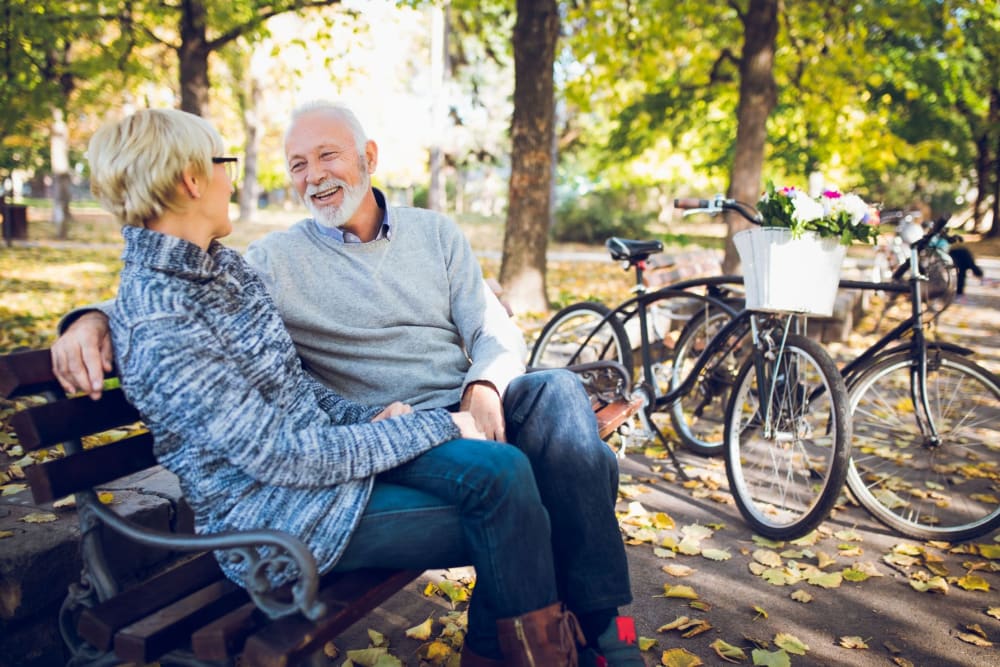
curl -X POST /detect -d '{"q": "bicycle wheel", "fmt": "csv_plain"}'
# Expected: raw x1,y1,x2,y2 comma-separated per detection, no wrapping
666,302,748,456
846,350,1000,541
725,333,851,539
529,302,633,372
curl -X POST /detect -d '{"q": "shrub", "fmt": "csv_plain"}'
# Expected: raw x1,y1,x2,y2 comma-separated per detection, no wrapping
552,188,654,243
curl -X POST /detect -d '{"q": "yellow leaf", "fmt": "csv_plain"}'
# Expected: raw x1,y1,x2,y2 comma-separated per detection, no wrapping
652,512,675,530
656,616,691,632
20,512,57,523
976,544,1000,559
752,549,783,567
663,584,699,600
681,524,713,540
653,547,677,559
710,638,747,663
322,641,339,658
956,575,989,592
790,590,813,603
52,496,76,509
98,491,114,504
842,567,870,582
346,647,389,666
419,640,452,661
839,636,869,649
0,530,13,539
662,564,695,577
752,535,785,548
689,600,712,612
761,568,789,586
751,648,791,667
909,576,949,594
774,632,809,655
956,632,992,647
681,619,713,638
405,617,434,640
986,607,1000,620
701,548,731,561
753,605,768,619
808,571,842,588
367,629,386,647
677,538,701,555
834,528,862,542
0,483,26,496
660,647,704,666
638,636,658,651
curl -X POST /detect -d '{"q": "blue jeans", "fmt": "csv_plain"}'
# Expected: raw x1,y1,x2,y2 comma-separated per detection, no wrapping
333,369,632,657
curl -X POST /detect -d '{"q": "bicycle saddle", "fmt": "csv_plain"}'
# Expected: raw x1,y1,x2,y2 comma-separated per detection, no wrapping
606,237,664,262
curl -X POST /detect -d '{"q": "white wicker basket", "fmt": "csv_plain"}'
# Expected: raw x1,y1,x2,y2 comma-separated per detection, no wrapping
734,227,846,316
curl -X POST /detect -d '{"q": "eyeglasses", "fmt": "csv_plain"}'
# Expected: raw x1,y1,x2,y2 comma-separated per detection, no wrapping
212,156,239,184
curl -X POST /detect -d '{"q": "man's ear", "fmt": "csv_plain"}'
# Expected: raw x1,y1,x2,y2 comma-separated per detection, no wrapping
180,167,201,199
364,140,378,174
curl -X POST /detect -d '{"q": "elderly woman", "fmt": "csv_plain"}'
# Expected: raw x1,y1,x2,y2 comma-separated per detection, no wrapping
86,108,585,666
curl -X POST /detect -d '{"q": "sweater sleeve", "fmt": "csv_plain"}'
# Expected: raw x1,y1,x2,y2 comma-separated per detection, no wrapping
117,315,461,489
299,367,384,424
443,224,527,398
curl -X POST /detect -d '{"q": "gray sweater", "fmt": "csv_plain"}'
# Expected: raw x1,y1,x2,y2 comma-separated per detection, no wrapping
244,202,527,409
111,226,460,584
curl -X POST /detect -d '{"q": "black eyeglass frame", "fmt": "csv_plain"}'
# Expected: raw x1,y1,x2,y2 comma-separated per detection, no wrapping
211,156,239,183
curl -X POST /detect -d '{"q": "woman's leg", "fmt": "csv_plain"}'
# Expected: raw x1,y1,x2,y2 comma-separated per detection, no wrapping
335,438,558,659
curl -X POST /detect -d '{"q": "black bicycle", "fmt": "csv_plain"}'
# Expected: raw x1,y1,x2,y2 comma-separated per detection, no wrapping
530,197,851,539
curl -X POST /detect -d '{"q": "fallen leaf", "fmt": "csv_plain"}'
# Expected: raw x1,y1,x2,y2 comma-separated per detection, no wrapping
774,632,809,655
323,641,339,658
0,483,26,496
956,632,992,647
660,647,704,666
701,548,731,561
957,575,990,592
662,564,695,577
976,544,1000,559
0,530,13,539
753,550,783,567
710,639,747,663
842,567,870,582
367,629,386,647
638,636,658,651
909,576,949,594
751,648,790,666
681,619,713,638
752,605,768,619
663,584,699,600
418,640,452,662
656,616,691,632
839,636,869,649
405,617,434,640
986,607,1000,620
790,590,813,603
654,547,677,559
681,524,713,540
20,512,57,523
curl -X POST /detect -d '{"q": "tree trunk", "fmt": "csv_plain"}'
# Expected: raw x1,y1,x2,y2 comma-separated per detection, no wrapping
987,84,999,238
722,0,779,273
178,0,211,116
238,74,262,222
972,133,989,232
499,0,559,314
50,108,73,239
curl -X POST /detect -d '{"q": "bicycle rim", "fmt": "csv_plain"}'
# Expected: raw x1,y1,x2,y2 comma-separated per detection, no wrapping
725,333,851,539
666,306,745,456
529,302,633,371
846,351,1000,541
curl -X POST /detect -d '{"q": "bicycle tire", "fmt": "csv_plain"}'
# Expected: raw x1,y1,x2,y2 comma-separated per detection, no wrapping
529,302,633,372
724,333,851,539
666,302,747,456
846,350,1000,541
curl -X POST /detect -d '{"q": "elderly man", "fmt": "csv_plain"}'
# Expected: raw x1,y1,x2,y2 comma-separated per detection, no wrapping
53,101,641,667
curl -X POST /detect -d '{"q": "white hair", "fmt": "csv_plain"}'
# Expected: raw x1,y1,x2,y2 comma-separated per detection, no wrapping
286,100,368,154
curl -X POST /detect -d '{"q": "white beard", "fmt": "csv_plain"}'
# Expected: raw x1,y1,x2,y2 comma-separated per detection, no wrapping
305,170,370,229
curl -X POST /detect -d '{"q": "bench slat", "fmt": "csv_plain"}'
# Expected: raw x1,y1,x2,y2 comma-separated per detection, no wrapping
77,552,225,651
0,348,60,398
595,396,646,440
241,569,421,667
25,433,156,503
10,388,141,451
114,577,248,663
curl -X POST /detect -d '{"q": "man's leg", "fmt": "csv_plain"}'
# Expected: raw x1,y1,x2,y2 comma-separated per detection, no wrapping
334,438,559,659
502,369,633,614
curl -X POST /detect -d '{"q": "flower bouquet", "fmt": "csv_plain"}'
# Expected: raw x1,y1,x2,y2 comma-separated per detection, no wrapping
757,181,880,246
734,183,878,316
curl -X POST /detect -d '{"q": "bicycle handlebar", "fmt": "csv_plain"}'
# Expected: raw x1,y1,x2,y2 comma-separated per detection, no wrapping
674,195,764,225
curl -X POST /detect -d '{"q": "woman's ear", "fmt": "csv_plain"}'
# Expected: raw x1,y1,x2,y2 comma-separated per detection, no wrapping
180,167,201,199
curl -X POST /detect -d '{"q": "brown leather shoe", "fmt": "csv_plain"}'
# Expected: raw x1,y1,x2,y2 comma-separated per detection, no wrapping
496,602,585,667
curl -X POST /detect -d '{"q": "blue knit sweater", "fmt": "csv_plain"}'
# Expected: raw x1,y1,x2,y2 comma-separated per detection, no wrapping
110,226,461,584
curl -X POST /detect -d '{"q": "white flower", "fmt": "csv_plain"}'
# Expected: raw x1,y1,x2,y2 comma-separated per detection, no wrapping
790,190,825,223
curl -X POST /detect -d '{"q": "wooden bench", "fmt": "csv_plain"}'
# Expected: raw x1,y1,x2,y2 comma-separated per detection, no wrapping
0,349,641,666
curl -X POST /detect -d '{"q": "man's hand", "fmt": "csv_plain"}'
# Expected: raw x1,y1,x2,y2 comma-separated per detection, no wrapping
460,381,506,442
372,401,413,421
51,311,113,400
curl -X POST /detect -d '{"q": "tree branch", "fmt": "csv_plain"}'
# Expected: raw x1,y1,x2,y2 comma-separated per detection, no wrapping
207,0,342,50
708,48,740,84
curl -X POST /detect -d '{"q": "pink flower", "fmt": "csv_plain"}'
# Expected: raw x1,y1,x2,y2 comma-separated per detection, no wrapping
822,190,842,199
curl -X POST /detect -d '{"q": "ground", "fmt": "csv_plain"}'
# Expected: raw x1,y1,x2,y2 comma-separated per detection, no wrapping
2,204,999,666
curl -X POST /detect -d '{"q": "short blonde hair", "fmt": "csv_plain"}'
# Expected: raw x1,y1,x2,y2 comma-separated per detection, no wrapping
88,109,224,227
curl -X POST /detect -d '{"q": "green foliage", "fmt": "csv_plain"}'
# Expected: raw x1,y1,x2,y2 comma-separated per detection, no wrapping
552,188,654,244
